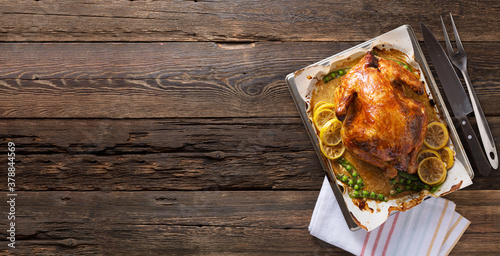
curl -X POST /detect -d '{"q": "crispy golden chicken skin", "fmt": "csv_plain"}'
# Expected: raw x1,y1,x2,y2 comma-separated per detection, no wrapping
334,52,427,178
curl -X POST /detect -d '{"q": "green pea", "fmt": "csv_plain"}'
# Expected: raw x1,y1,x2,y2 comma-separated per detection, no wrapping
352,191,359,197
348,180,354,186
346,165,352,171
330,73,336,79
342,175,348,182
362,190,369,196
351,171,357,177
407,179,412,184
338,70,344,75
396,187,402,193
412,185,418,190
357,179,363,185
424,185,430,190
389,179,396,185
405,185,410,190
404,65,410,70
324,76,330,83
378,194,385,200
370,192,376,197
354,185,360,190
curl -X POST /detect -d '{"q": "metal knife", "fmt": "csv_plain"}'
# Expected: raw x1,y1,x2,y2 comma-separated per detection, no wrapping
421,22,491,176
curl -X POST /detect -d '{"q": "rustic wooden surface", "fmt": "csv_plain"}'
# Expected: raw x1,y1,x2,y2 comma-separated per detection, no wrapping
0,1,499,255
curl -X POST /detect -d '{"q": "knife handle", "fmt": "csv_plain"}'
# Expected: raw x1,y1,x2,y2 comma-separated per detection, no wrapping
455,116,491,176
461,69,498,169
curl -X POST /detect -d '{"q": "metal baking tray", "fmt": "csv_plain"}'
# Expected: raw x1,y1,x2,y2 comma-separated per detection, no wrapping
285,25,473,231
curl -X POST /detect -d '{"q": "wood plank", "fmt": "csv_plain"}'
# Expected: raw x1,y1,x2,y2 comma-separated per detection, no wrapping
0,42,498,118
445,191,500,234
4,191,346,255
1,117,499,191
449,233,500,256
1,190,498,255
0,0,498,42
0,41,344,118
0,118,323,191
2,227,350,255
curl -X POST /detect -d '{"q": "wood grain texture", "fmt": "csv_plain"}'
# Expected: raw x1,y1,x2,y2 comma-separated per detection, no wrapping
0,117,499,191
0,42,498,118
2,191,345,255
0,190,498,255
0,0,498,42
0,118,323,191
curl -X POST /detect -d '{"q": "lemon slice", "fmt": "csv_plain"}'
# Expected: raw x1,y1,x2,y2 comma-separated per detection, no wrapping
424,122,449,150
417,149,441,163
315,103,335,114
320,119,343,146
313,108,336,130
440,146,455,170
313,101,329,114
418,157,447,186
320,140,345,160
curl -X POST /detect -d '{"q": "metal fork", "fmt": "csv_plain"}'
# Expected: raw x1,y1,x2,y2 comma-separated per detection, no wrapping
441,13,498,169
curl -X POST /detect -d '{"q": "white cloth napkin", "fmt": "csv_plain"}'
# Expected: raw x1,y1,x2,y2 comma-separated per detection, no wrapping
309,177,470,256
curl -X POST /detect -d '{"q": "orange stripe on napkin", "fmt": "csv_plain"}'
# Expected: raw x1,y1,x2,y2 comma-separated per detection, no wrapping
426,200,449,256
443,215,463,243
443,220,470,256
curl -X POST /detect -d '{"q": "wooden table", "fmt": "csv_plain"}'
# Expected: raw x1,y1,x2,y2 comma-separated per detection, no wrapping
0,1,499,255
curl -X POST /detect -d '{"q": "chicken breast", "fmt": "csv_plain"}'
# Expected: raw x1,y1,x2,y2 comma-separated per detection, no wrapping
334,51,427,178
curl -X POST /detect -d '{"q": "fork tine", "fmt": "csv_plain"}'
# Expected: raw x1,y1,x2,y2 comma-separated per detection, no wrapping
449,13,465,53
440,15,454,55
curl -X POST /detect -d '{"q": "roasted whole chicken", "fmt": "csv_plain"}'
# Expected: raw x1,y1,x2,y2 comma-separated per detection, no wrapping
334,52,427,178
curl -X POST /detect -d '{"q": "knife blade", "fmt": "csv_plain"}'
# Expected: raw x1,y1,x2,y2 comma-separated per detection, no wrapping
421,22,491,176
